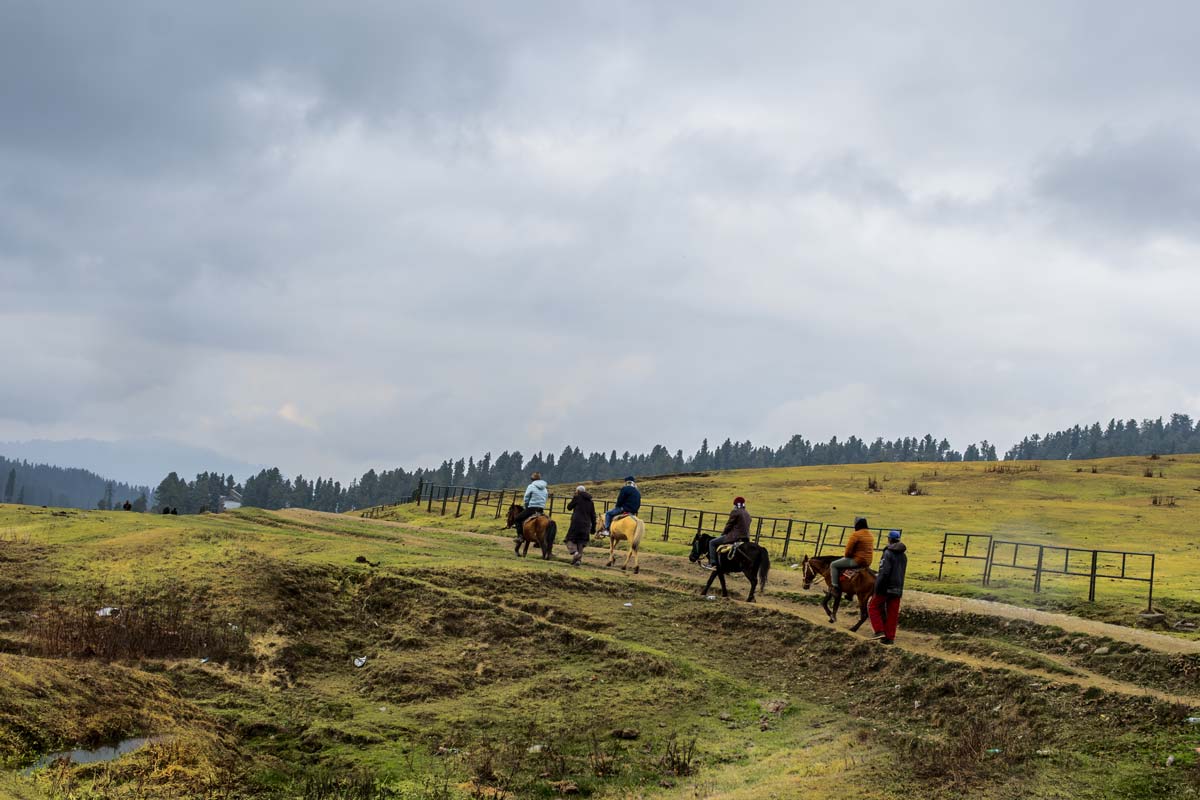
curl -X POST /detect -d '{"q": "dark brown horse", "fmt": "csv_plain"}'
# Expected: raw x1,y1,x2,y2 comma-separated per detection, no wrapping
688,533,770,603
505,504,557,560
801,554,874,631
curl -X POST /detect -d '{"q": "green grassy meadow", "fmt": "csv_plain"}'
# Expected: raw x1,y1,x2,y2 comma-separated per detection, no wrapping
0,466,1199,798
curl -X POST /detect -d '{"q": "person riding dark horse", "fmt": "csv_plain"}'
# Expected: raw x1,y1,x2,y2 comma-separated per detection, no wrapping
706,496,751,569
511,472,549,545
689,528,770,603
829,517,874,601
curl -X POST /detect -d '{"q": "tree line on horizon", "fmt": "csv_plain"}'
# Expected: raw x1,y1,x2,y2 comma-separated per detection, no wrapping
13,413,1199,515
1,456,149,511
1004,413,1200,460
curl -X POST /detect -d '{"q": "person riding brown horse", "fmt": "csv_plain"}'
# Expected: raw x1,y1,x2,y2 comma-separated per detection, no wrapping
505,503,557,559
801,554,875,631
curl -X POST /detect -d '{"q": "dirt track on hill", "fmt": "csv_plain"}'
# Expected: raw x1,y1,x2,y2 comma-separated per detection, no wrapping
288,510,1200,706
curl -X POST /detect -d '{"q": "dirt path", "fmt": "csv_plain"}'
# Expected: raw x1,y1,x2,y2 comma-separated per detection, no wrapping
294,511,1200,706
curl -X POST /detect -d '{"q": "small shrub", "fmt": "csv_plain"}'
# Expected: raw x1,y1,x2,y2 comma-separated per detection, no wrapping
658,734,698,777
1143,467,1154,477
906,480,925,496
1091,466,1098,474
866,476,881,492
588,731,622,777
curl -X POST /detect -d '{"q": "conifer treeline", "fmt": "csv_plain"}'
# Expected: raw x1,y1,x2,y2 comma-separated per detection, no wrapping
157,432,1000,513
0,456,149,510
1005,414,1200,460
138,412,1200,514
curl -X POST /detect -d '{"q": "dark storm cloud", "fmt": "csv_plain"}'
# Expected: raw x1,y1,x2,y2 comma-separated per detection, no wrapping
3,1,1200,480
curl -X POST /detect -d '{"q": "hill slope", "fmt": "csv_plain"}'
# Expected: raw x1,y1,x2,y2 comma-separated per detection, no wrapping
0,505,1197,798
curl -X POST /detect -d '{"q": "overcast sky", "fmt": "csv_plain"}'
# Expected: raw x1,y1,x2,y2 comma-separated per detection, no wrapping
3,2,1200,481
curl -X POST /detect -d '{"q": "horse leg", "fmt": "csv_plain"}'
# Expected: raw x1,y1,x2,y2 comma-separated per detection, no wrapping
631,544,640,575
849,594,869,632
717,571,729,598
605,537,616,567
702,570,719,596
621,540,634,571
821,593,835,624
745,566,758,603
830,592,841,623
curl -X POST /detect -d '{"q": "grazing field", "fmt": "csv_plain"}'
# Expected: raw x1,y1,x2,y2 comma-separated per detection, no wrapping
397,455,1200,627
0,500,1198,798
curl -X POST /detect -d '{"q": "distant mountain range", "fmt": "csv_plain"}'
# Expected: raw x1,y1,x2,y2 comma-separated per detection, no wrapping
0,438,261,489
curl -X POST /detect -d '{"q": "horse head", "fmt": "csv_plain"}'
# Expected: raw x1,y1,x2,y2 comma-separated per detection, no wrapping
801,555,820,589
688,532,710,563
505,503,524,528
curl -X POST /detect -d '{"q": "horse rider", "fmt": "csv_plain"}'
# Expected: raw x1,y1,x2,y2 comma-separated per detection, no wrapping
869,530,907,644
600,476,641,534
512,471,549,543
565,485,596,566
706,496,751,569
829,517,874,600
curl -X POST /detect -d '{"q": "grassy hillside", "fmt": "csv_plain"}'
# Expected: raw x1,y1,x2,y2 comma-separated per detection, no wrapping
395,455,1200,625
0,503,1198,798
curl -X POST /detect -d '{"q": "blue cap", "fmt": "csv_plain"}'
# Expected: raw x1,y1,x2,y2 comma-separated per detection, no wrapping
888,530,902,541
624,476,636,482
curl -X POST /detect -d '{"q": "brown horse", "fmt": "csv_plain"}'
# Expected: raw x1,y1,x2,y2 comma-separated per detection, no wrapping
505,504,557,560
604,513,644,573
801,554,874,631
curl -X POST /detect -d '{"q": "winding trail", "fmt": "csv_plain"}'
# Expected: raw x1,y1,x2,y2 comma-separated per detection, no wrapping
287,510,1200,707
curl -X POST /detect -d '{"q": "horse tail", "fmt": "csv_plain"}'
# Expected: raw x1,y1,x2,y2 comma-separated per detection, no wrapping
757,549,771,595
632,518,645,550
547,520,558,548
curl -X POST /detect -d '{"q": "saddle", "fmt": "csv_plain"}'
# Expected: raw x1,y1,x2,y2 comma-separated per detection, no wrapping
716,540,749,559
838,567,874,590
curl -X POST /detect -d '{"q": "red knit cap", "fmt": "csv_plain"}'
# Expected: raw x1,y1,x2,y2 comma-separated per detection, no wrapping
733,496,746,506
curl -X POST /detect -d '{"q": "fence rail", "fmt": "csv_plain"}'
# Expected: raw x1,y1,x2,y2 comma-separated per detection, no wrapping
391,483,1156,609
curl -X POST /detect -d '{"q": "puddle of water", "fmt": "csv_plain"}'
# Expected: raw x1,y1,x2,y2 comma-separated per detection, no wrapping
21,735,167,774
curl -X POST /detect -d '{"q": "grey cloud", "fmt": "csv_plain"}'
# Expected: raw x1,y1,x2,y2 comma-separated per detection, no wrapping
1034,130,1200,239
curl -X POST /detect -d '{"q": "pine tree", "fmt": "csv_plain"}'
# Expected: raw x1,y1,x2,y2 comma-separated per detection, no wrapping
3,468,14,503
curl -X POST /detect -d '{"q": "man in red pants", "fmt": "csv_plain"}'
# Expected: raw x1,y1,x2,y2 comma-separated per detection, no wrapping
869,530,907,644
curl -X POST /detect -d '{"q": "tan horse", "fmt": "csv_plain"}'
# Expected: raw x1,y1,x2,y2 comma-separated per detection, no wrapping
604,514,644,573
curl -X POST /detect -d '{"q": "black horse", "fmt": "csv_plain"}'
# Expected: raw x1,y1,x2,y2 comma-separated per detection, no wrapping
688,533,770,603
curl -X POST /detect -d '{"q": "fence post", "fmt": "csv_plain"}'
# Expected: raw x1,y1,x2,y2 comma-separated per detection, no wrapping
470,490,480,519
547,495,553,519
1147,554,1156,611
937,533,948,581
440,487,449,516
663,507,672,542
754,518,763,545
1088,550,1099,602
454,487,465,518
696,511,704,539
1033,545,1045,593
983,539,996,586
783,520,793,559
426,486,434,512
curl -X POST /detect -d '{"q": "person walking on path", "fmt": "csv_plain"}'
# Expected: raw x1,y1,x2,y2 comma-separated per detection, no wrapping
600,476,641,534
707,496,751,569
512,472,549,543
565,485,596,566
829,517,874,600
868,530,907,644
